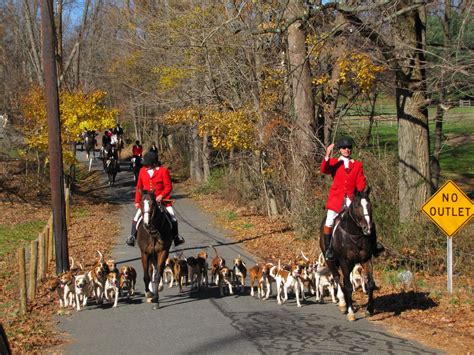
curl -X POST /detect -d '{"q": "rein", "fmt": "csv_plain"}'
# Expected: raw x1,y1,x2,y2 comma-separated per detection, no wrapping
143,200,172,244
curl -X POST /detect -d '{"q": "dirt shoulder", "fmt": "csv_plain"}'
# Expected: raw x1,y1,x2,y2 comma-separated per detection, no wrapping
178,181,473,355
0,171,119,353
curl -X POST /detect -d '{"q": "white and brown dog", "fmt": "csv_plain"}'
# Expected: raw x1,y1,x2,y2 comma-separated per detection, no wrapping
274,261,305,307
119,265,137,298
87,251,110,304
74,265,92,311
163,257,177,288
174,258,188,293
196,250,209,287
186,256,202,291
217,266,234,296
104,270,120,307
233,255,247,293
210,245,225,285
248,264,266,298
314,254,337,304
53,271,76,308
350,263,368,293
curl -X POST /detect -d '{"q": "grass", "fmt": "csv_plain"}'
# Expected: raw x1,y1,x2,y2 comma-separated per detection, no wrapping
344,106,474,182
0,220,46,258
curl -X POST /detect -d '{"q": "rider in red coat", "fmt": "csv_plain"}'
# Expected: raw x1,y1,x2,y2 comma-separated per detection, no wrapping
126,152,185,247
320,137,383,260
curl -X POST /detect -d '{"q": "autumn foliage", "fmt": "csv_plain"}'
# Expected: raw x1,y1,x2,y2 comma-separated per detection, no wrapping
20,87,118,163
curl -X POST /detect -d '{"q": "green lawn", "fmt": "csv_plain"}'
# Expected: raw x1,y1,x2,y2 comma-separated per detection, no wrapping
343,106,474,182
0,220,46,258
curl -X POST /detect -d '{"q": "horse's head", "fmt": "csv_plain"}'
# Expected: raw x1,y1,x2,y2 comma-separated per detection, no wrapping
351,187,373,236
141,190,165,226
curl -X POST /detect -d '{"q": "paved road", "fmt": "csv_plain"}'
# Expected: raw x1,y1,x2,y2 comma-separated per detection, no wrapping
56,152,439,354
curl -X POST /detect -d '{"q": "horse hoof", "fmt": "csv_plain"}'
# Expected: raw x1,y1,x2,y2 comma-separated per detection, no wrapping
347,313,356,321
338,304,347,313
365,309,374,317
152,303,159,310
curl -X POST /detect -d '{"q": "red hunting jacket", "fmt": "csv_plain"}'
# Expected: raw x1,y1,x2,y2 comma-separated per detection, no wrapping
135,166,173,206
320,156,366,212
132,145,143,157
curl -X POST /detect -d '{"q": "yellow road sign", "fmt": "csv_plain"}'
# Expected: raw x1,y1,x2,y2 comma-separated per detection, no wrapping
422,180,473,237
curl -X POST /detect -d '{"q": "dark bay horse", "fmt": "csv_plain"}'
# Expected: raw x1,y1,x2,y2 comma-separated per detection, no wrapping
319,187,377,321
105,156,118,186
136,190,173,309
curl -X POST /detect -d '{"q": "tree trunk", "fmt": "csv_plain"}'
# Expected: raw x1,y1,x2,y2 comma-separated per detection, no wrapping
431,0,451,190
189,124,203,182
286,0,316,219
394,3,431,222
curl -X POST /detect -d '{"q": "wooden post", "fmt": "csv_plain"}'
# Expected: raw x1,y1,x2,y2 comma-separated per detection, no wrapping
28,240,38,301
65,186,70,225
18,248,27,315
48,214,54,262
43,224,49,270
38,232,46,280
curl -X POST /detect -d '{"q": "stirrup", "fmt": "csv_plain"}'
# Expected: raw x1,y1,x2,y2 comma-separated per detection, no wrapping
126,235,135,247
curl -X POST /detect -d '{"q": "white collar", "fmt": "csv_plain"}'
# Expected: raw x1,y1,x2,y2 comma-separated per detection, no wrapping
338,156,353,169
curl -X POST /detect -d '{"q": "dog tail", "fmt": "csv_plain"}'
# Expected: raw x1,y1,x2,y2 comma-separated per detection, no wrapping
97,250,104,262
300,251,309,261
210,245,219,257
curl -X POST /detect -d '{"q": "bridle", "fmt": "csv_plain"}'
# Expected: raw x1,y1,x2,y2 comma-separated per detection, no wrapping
347,196,372,235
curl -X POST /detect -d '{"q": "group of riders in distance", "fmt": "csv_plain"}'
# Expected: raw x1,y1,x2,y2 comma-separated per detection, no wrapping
79,127,385,318
79,123,158,186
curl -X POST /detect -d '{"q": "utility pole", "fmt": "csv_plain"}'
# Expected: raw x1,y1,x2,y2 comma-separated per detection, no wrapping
40,0,69,274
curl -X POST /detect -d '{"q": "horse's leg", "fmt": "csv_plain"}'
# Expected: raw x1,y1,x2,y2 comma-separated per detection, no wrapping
340,262,356,321
141,252,153,302
152,250,169,310
364,260,375,316
88,156,93,172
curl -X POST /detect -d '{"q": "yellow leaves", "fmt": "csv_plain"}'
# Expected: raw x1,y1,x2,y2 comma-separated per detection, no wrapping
152,66,192,91
336,52,384,92
20,87,118,164
163,107,256,151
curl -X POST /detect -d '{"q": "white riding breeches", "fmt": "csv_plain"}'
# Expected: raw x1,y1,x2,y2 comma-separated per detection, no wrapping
325,197,352,227
133,205,177,223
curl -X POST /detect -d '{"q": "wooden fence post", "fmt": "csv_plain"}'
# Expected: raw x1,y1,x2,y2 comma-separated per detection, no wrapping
18,247,27,315
28,240,38,301
38,232,46,281
48,214,54,262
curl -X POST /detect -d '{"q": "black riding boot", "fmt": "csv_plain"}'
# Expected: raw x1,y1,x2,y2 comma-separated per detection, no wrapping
322,225,334,261
126,222,137,246
171,220,185,247
324,233,334,261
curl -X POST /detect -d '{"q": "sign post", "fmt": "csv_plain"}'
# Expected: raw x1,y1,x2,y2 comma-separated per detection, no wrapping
421,180,473,293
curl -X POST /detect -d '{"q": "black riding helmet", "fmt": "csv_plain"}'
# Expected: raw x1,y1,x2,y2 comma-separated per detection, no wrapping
336,137,353,149
142,151,158,167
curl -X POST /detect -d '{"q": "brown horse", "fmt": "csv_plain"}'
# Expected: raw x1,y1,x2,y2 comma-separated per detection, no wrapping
319,186,377,321
136,190,173,310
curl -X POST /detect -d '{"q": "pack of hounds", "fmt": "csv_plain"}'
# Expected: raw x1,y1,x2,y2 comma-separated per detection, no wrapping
49,247,369,310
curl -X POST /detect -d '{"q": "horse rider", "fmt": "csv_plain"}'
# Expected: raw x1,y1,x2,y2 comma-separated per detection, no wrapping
113,123,124,149
320,136,384,261
149,142,158,154
126,151,185,247
131,140,143,170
